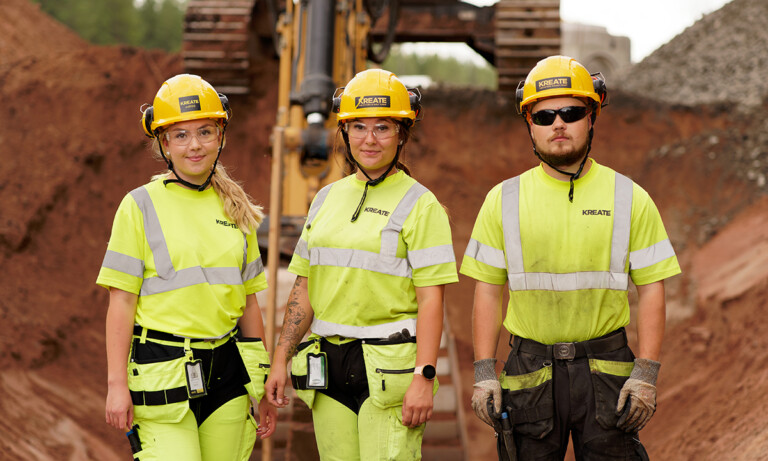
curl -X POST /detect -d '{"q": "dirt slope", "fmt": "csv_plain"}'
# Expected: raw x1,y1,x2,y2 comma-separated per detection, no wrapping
2,0,768,460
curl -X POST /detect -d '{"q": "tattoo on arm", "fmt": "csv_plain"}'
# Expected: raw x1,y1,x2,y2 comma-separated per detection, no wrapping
277,277,309,361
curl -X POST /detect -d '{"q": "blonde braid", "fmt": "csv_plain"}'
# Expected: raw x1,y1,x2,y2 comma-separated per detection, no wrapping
210,164,264,234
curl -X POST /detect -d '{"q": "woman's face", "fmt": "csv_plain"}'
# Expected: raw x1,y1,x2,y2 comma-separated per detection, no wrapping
161,118,222,187
345,117,401,180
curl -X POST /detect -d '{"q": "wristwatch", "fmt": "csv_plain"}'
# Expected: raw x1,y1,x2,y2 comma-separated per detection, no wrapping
414,364,436,380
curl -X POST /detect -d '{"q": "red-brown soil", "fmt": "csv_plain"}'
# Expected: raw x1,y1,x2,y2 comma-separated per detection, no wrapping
2,1,768,460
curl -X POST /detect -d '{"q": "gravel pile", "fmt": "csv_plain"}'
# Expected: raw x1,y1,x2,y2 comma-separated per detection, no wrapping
617,0,768,109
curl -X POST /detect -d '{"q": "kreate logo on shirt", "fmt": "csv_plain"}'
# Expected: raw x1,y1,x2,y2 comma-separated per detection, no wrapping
364,207,390,217
582,209,611,216
216,218,238,229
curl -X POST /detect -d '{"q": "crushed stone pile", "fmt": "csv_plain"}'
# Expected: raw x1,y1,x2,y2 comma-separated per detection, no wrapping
618,0,768,109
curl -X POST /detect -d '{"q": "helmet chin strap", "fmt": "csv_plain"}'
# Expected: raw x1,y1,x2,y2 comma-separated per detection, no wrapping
342,131,401,222
528,126,594,203
156,128,226,192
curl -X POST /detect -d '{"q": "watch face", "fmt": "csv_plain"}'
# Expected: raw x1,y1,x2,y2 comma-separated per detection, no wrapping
422,365,436,380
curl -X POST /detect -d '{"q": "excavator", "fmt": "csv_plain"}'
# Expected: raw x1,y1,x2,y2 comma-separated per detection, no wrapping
182,1,560,458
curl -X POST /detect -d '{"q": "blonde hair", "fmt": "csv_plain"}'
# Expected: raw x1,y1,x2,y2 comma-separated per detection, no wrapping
150,138,264,234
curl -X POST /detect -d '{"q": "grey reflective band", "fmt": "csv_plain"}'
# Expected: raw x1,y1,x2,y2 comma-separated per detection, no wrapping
630,238,675,270
302,181,455,278
501,172,634,292
310,247,412,278
101,185,261,296
464,238,506,269
132,187,174,279
408,244,456,269
102,250,144,278
311,317,418,339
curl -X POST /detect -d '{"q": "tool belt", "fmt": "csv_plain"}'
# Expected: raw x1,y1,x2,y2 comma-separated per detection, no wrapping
510,328,627,361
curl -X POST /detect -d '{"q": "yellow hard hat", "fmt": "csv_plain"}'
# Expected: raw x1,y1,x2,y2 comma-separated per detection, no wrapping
141,74,230,137
516,55,606,117
333,69,420,124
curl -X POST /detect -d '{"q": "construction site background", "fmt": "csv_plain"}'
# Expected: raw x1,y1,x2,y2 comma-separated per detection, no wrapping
2,0,768,459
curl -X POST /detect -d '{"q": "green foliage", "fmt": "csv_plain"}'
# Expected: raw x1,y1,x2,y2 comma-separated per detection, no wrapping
32,0,187,52
380,44,497,89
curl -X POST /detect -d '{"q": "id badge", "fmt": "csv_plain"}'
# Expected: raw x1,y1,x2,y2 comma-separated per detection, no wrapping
306,352,328,389
186,359,208,398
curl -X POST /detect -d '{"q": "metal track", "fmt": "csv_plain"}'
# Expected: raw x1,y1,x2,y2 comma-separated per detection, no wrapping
183,0,256,95
495,0,561,95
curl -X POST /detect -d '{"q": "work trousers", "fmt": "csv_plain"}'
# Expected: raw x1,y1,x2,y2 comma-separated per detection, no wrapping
128,330,256,461
500,329,650,461
307,338,427,461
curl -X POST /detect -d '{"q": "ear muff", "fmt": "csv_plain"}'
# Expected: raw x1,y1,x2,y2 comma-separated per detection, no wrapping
515,80,525,115
331,87,343,114
591,72,607,107
408,88,422,123
218,93,231,126
142,105,155,138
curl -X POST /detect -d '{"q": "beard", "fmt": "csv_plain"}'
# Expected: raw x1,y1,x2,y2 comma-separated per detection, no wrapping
536,138,590,169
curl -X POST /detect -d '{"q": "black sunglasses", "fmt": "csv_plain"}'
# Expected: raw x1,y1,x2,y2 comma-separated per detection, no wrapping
530,106,589,126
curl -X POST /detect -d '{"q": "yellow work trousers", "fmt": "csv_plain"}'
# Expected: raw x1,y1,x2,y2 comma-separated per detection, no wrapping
132,394,256,461
312,392,425,461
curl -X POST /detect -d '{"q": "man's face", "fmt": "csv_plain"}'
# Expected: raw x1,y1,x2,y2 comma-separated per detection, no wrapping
528,96,592,168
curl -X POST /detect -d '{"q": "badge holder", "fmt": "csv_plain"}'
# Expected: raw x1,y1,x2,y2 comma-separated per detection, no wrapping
183,339,208,398
306,352,328,390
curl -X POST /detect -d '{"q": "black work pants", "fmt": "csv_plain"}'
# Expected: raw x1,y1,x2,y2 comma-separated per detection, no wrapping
500,331,650,461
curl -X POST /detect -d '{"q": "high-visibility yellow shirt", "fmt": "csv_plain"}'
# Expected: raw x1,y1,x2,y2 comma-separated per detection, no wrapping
96,179,267,338
460,160,681,344
288,171,458,338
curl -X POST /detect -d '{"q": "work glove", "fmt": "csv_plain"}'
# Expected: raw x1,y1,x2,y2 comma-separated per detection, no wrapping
471,358,502,427
616,358,660,433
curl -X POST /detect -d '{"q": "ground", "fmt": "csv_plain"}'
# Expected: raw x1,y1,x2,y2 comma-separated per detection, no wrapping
2,1,768,460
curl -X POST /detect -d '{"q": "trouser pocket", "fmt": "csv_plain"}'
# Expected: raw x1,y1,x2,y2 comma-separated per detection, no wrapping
290,338,320,409
362,341,437,410
128,340,190,423
589,357,634,430
235,338,270,403
500,351,554,439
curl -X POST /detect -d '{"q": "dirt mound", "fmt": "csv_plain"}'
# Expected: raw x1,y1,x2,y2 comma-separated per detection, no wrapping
618,0,768,108
3,0,768,460
0,0,86,61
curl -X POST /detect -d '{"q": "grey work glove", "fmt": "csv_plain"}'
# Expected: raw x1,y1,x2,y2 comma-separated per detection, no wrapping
471,358,502,427
616,358,660,433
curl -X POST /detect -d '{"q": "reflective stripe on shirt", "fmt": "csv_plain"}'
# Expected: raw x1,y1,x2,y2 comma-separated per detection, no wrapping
310,317,418,339
301,182,455,278
102,185,262,296
471,172,637,292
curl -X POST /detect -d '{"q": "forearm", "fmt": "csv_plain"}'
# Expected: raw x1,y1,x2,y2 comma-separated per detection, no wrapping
239,294,268,347
635,280,666,361
414,285,445,366
472,281,504,360
105,288,138,386
274,276,314,364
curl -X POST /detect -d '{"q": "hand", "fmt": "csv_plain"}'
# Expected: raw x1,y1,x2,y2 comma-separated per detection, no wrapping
265,364,290,408
616,379,656,432
616,358,660,432
105,382,134,430
255,397,278,438
402,375,434,428
471,379,502,427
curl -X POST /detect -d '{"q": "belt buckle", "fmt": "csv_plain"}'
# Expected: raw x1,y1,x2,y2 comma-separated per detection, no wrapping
553,342,576,360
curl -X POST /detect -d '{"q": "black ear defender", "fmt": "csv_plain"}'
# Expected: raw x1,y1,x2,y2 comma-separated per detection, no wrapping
591,72,608,108
141,104,155,138
515,80,526,116
218,93,231,127
408,88,423,121
331,87,344,114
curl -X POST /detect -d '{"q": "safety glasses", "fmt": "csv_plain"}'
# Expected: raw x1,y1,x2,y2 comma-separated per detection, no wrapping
530,106,589,126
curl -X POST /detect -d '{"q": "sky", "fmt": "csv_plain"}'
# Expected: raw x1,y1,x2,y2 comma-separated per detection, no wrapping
399,0,734,65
